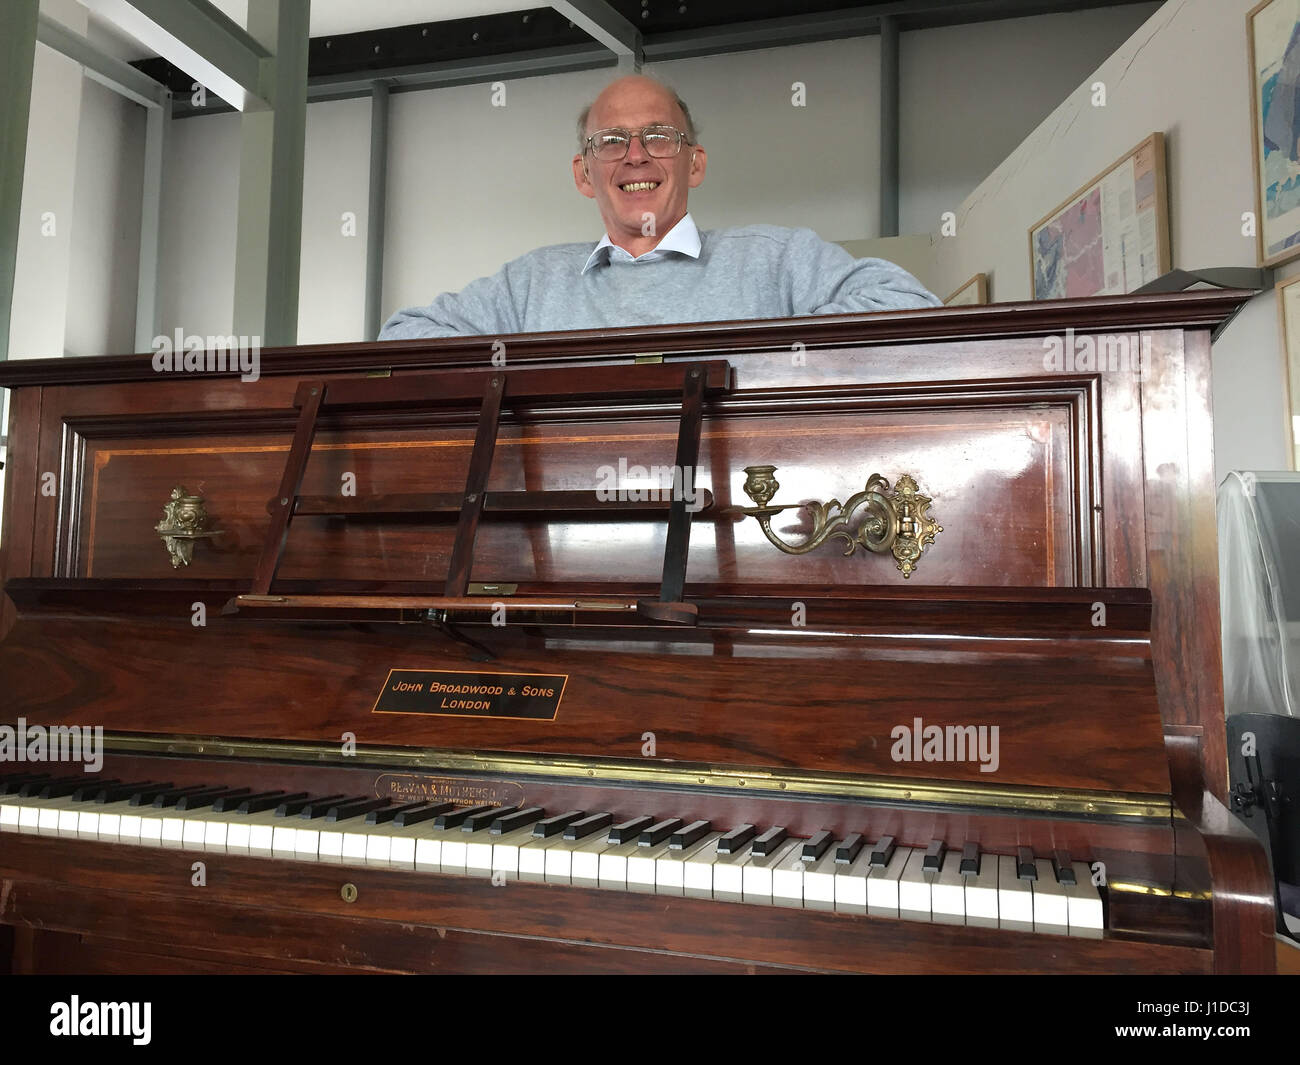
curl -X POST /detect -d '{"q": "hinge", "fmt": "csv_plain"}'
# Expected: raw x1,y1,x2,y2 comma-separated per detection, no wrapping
633,353,664,365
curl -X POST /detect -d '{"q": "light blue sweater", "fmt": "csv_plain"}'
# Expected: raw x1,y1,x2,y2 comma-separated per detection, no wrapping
378,224,940,339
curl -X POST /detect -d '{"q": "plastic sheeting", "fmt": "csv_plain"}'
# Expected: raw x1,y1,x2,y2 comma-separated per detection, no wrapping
1218,472,1300,718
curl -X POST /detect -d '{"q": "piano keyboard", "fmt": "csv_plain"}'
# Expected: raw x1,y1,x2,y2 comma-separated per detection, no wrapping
0,773,1105,937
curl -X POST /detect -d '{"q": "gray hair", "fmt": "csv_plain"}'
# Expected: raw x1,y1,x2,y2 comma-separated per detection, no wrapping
576,81,698,152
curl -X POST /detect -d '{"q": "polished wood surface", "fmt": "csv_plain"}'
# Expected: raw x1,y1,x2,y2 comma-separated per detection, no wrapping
0,291,1276,973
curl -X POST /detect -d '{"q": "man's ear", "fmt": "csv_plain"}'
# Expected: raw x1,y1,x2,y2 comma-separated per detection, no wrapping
573,153,596,199
687,145,707,188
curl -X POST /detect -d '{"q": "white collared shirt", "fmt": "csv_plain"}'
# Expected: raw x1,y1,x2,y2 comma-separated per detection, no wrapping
580,213,703,275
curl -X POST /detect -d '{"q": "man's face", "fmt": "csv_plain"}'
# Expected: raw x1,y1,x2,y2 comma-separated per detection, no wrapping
572,77,706,245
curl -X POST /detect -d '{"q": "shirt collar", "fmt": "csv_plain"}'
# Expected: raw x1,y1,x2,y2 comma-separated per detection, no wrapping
581,213,701,274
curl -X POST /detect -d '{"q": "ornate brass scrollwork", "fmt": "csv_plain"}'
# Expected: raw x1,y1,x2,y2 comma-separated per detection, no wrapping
739,465,942,578
155,486,221,568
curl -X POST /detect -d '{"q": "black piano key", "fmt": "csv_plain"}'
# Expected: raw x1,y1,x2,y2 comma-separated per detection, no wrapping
922,838,946,874
151,785,209,809
365,801,429,825
213,790,283,813
36,778,87,800
19,777,62,798
463,805,517,832
869,835,897,868
392,802,455,827
299,794,366,820
175,787,251,812
1017,847,1037,881
434,803,496,830
325,798,390,823
751,826,788,857
835,833,864,864
607,815,654,844
802,830,833,862
491,806,545,834
533,810,584,838
959,842,981,877
669,820,711,849
123,783,180,806
241,792,307,815
72,778,125,801
1,774,51,796
638,817,683,847
274,793,342,817
85,781,159,804
1053,850,1076,885
563,812,613,840
717,824,756,855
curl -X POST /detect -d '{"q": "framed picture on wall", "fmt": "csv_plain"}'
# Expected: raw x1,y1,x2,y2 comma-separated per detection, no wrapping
1028,132,1171,300
944,274,989,306
1248,0,1300,268
1275,272,1300,468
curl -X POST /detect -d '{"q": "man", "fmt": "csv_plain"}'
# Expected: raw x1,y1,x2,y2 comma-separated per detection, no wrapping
379,75,939,340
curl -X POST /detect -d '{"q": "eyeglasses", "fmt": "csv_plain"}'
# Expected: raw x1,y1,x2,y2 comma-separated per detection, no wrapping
584,125,691,162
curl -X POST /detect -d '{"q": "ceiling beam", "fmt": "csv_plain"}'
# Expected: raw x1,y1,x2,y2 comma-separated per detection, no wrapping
36,13,169,109
552,0,642,69
80,0,270,111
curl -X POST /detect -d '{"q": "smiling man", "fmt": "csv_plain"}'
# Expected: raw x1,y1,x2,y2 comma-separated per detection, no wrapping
378,75,939,339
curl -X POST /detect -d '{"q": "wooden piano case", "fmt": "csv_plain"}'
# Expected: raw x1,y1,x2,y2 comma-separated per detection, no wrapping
0,291,1276,973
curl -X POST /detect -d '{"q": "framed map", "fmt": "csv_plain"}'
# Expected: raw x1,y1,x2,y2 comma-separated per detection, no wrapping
944,274,989,306
1028,133,1171,300
1249,0,1300,268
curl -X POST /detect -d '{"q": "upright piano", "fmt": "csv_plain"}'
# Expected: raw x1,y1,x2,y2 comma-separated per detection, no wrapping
0,291,1276,973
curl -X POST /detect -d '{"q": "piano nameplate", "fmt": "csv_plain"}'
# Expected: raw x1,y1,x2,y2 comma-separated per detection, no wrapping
375,772,525,808
372,669,567,720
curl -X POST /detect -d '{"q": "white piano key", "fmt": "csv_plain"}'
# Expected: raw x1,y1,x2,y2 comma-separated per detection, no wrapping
378,822,438,868
771,845,809,909
597,839,644,888
0,796,22,831
626,840,674,893
802,847,841,911
866,845,913,916
18,799,42,834
1064,860,1104,937
271,820,300,857
997,853,1033,930
550,831,615,885
317,825,347,863
834,847,876,914
226,810,281,855
897,847,932,921
489,825,547,879
742,838,803,905
931,850,966,926
36,796,79,836
681,838,723,899
655,832,722,896
1032,858,1068,934
964,848,1000,928
57,806,82,837
293,823,322,860
137,810,165,846
517,833,571,882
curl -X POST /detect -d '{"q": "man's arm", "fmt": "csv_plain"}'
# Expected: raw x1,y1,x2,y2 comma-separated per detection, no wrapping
378,262,524,340
784,227,942,315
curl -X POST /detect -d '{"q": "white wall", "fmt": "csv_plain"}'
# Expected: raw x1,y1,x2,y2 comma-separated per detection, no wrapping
931,0,1290,479
8,0,86,360
900,3,1160,238
66,76,144,356
146,6,1153,343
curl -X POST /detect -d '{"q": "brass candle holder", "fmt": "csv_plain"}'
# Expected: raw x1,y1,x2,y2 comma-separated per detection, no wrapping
739,465,942,578
155,486,222,568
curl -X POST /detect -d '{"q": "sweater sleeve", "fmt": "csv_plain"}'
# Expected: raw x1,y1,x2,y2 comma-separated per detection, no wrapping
378,259,525,340
784,227,942,315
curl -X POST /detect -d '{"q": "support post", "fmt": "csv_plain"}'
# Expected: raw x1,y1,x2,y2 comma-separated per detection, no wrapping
232,0,309,348
364,80,389,341
135,98,169,353
878,13,900,239
0,0,40,363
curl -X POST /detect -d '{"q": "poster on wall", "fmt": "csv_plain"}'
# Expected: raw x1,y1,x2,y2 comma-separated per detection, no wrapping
1249,0,1300,268
1274,273,1300,468
1028,132,1171,300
